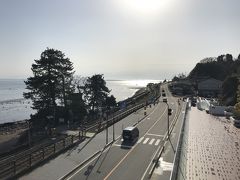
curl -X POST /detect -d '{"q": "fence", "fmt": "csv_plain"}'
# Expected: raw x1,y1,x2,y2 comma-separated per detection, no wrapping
85,103,145,132
0,101,149,180
170,99,190,180
0,135,79,180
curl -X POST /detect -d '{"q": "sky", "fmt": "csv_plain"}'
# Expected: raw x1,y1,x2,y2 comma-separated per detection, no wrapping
0,0,239,80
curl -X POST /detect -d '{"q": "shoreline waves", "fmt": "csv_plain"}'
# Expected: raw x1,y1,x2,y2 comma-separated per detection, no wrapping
0,79,161,124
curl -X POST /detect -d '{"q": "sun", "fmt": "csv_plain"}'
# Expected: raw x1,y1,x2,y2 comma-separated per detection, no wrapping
116,0,172,17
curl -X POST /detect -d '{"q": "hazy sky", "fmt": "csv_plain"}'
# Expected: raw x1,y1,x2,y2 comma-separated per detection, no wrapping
0,0,239,80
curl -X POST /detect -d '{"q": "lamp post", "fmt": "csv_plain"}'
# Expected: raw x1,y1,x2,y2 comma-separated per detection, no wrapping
60,73,66,108
105,111,108,144
28,120,31,147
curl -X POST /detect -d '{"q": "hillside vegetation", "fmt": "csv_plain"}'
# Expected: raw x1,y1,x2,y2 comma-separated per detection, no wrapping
188,54,240,81
188,54,240,106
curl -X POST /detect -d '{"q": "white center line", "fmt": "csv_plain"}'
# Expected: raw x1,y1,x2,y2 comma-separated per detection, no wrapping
155,139,161,146
143,138,149,144
149,138,155,145
137,137,144,144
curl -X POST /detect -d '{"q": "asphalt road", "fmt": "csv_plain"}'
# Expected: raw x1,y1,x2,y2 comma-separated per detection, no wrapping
65,84,182,180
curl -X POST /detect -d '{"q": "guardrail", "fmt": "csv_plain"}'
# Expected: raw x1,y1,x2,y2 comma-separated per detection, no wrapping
148,98,186,178
85,103,145,132
170,99,190,180
0,135,79,180
0,101,151,180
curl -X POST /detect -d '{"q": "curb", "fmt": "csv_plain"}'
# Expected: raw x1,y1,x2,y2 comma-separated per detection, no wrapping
59,139,116,180
148,100,186,178
148,145,165,177
59,103,157,180
58,150,101,180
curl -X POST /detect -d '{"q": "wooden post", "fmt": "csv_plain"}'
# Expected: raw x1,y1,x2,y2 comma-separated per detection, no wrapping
29,154,32,167
42,148,45,159
13,161,16,175
54,143,56,153
63,139,65,148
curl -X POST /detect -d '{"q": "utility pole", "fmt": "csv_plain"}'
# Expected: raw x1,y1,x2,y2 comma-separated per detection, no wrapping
105,111,108,144
113,112,115,141
28,120,31,147
61,74,66,108
163,100,172,140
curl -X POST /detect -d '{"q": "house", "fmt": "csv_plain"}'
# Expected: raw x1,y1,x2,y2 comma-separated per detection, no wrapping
198,78,222,97
170,79,194,95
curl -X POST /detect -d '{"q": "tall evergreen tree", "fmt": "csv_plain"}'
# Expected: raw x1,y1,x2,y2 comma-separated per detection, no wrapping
226,54,233,62
24,48,75,119
83,74,110,113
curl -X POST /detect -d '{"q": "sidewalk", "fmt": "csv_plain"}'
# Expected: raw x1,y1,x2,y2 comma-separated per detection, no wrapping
175,106,240,180
20,104,157,180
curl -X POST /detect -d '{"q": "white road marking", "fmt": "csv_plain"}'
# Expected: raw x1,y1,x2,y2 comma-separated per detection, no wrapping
154,157,173,175
146,133,164,137
149,138,155,145
155,139,161,146
143,138,149,144
137,137,144,143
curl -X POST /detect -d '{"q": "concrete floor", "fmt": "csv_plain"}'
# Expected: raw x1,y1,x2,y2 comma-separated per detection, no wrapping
181,107,240,180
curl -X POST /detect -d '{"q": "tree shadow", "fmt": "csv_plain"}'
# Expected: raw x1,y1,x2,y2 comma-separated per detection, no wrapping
84,143,113,179
77,133,97,154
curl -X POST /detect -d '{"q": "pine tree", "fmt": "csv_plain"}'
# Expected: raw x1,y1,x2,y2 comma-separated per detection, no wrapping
83,74,110,113
24,48,75,120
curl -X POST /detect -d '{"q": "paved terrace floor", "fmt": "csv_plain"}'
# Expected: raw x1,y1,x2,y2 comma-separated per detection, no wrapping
183,107,240,180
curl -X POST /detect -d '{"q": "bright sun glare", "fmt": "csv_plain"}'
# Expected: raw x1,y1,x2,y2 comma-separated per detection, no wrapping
118,0,171,17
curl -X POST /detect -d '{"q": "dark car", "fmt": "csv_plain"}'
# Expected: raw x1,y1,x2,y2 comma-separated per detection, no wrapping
122,126,139,142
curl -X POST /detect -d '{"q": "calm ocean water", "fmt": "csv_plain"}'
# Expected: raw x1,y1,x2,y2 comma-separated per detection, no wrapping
0,79,161,123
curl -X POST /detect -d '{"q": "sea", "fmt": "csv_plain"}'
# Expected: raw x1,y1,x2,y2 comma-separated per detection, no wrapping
0,79,161,124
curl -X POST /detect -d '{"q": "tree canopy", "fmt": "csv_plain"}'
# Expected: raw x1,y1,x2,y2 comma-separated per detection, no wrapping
83,74,110,113
188,54,239,81
24,48,75,118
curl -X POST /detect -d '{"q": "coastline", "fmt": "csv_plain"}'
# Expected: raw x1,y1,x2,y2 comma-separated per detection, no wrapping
0,79,161,125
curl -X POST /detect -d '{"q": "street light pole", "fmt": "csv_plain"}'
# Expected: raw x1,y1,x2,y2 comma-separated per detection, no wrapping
113,123,115,141
28,120,31,147
163,101,170,140
106,112,108,144
61,74,66,108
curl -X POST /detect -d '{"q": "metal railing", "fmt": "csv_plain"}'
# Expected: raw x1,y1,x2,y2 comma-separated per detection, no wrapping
170,99,190,180
85,103,145,132
0,135,79,180
0,101,150,180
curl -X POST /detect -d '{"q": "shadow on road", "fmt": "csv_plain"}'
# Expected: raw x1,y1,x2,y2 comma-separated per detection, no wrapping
77,133,97,154
84,143,113,179
120,139,137,149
